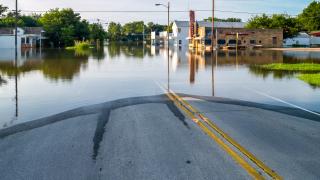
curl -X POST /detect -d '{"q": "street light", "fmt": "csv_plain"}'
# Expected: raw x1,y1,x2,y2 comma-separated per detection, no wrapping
155,3,169,45
155,2,170,91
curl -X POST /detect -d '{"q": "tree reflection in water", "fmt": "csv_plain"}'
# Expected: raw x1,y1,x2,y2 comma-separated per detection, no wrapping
0,75,7,86
0,49,90,81
107,42,151,59
0,44,153,82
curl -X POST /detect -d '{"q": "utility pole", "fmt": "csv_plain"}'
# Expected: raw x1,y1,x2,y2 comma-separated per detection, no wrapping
15,0,18,118
211,0,215,96
143,24,145,43
15,0,18,54
211,0,214,51
167,2,170,91
155,2,170,91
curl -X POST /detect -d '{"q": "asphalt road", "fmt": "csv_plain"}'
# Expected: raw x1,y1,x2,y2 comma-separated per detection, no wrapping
0,94,319,180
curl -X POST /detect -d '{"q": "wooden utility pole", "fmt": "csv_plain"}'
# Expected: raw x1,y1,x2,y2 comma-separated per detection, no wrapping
211,0,214,51
15,0,18,53
15,0,18,117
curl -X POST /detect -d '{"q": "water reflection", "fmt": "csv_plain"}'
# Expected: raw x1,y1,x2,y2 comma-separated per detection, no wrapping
0,48,91,81
0,44,320,128
0,75,7,86
1,46,320,87
107,43,153,58
283,51,320,61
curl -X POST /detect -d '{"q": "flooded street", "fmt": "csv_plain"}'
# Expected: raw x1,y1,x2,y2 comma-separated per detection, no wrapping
0,44,319,128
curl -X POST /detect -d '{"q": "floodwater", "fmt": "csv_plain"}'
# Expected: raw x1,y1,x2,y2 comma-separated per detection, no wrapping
0,44,320,128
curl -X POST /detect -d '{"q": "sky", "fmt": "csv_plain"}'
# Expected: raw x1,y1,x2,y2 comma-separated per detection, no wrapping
1,0,314,24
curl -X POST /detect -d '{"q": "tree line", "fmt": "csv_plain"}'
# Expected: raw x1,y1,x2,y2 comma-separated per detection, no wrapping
2,1,318,45
107,21,169,41
246,1,320,38
0,4,167,46
0,5,106,47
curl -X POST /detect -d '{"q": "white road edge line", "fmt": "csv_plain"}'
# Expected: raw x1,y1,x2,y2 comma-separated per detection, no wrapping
243,86,320,117
154,80,320,117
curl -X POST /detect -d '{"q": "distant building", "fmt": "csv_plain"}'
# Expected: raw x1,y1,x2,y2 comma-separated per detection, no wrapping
171,21,189,47
309,31,320,47
151,31,173,46
283,32,311,47
151,20,247,48
191,23,283,50
0,27,45,49
283,32,320,47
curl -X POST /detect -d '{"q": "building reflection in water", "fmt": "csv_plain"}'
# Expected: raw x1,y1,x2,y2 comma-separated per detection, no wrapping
166,47,286,97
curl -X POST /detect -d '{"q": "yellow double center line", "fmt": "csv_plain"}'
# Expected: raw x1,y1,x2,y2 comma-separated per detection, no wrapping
165,90,282,180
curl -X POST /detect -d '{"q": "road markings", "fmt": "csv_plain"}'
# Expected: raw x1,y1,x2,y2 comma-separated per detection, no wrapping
169,91,282,179
243,86,320,117
157,83,282,179
166,92,264,179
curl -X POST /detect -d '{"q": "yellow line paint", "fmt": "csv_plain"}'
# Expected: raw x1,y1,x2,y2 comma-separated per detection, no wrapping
167,90,282,180
166,92,264,179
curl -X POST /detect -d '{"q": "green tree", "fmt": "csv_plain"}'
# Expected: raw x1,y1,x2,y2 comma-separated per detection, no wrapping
204,17,242,22
298,1,320,31
61,25,75,46
246,14,300,38
0,4,8,17
39,8,89,47
75,20,90,41
89,23,106,42
107,22,122,41
246,14,272,28
147,22,165,33
20,15,41,27
122,21,145,41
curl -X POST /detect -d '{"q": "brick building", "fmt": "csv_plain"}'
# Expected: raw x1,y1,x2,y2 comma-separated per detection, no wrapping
191,26,283,50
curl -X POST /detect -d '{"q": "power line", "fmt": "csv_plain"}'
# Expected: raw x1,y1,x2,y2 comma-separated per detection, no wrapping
18,9,295,16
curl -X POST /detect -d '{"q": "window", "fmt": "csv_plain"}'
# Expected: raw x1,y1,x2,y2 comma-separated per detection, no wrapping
178,28,181,33
26,37,30,44
218,39,226,45
259,40,262,44
179,40,182,45
205,39,212,45
250,40,256,44
21,37,25,44
228,39,236,44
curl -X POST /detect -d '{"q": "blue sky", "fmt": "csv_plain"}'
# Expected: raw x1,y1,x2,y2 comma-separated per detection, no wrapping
1,0,314,24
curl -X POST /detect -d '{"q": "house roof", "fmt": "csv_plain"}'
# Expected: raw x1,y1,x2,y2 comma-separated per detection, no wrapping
0,28,14,35
24,27,44,35
295,32,310,38
173,20,246,28
0,27,43,35
310,31,320,37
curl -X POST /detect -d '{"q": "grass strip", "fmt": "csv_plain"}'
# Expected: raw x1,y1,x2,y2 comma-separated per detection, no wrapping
260,63,320,72
298,74,320,87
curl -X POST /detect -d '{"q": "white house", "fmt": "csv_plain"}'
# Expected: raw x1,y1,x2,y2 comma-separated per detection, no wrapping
283,32,311,47
0,27,44,49
151,20,246,48
172,21,189,47
151,31,174,46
